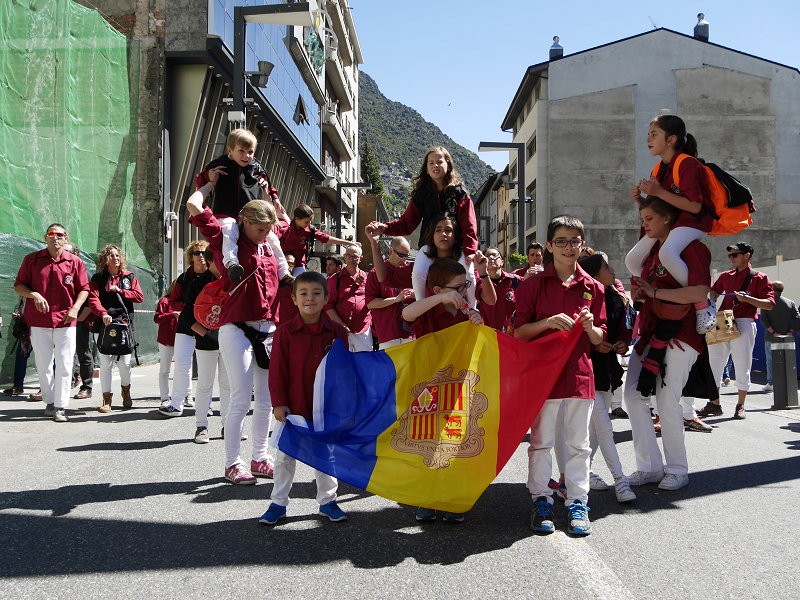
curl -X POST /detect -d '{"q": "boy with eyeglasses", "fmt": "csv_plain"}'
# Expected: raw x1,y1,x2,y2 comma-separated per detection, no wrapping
365,237,415,350
325,245,373,352
478,247,522,332
699,242,774,420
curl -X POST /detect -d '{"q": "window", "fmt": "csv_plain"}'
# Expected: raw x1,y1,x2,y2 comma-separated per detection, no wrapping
526,132,537,161
510,162,517,184
527,180,537,226
293,94,309,125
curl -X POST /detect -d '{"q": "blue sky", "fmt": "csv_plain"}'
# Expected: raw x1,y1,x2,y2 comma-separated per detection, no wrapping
351,0,800,171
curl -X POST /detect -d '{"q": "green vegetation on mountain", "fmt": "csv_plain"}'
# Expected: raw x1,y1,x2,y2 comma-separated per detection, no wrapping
358,70,493,215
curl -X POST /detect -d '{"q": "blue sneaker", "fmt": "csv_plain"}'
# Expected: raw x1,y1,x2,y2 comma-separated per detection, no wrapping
319,500,347,522
567,500,592,536
258,503,286,525
415,507,436,522
530,496,555,533
442,512,464,523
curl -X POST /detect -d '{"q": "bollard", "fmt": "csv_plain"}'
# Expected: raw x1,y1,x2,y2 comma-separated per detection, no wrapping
770,336,798,410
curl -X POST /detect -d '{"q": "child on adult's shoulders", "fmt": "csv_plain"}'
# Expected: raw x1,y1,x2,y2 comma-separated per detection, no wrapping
259,271,350,526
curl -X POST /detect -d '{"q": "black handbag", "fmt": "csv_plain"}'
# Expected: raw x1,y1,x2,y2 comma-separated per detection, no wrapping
97,293,139,363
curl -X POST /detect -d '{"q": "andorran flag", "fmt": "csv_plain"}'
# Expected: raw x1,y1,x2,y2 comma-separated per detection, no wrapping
270,322,582,513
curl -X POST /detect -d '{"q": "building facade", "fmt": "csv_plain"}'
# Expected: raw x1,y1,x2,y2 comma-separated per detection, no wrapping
498,26,800,279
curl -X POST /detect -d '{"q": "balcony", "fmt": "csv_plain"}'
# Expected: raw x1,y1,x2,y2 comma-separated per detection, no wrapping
321,103,355,161
324,44,353,112
325,0,353,66
316,163,340,200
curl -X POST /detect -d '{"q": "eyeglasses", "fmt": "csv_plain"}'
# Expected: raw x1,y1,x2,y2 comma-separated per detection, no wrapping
551,238,583,248
393,251,409,259
191,251,204,256
728,252,743,258
443,281,472,293
343,254,360,260
46,232,67,240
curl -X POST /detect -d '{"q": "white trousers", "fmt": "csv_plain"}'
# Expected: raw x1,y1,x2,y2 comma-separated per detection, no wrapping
413,247,478,309
528,397,594,506
708,318,757,391
194,348,230,429
219,218,289,279
219,321,274,468
681,397,697,420
157,343,175,401
99,353,131,393
270,450,338,507
610,384,623,411
624,344,699,476
168,333,196,409
554,403,567,475
590,390,624,479
625,227,707,287
30,326,76,409
349,329,374,352
378,337,413,351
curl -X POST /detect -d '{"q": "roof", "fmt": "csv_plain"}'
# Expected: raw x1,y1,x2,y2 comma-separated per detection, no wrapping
501,27,800,132
472,173,499,210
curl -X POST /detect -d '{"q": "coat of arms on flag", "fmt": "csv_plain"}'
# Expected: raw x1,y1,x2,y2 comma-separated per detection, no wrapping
391,366,487,469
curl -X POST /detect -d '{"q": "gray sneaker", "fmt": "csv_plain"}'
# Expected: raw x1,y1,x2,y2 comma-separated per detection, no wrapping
43,404,56,417
184,396,195,408
628,469,665,486
53,409,69,422
658,472,689,491
194,427,209,444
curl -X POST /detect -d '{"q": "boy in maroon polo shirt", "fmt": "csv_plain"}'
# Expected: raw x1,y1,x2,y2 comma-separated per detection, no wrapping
513,243,545,279
260,271,350,525
401,258,482,524
366,236,415,350
478,247,521,332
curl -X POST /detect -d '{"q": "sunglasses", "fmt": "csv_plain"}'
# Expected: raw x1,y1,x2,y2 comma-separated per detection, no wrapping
191,251,205,256
46,232,67,239
393,251,409,259
728,252,743,258
551,238,583,248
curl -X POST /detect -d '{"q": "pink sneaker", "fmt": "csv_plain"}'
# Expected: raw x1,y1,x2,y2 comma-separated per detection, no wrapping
251,458,274,479
225,463,256,485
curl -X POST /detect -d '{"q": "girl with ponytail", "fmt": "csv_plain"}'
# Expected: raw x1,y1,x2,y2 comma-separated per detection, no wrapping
625,112,716,334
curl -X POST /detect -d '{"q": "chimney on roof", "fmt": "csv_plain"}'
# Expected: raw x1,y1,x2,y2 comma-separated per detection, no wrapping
549,36,563,60
694,13,709,42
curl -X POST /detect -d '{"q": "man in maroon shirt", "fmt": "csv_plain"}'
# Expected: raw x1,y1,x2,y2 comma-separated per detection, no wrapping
366,237,415,350
325,255,343,277
513,243,545,280
478,247,521,332
261,271,350,525
325,245,373,352
699,242,775,420
14,224,90,422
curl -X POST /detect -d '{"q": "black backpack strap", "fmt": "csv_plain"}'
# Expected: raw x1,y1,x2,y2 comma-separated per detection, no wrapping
307,225,316,264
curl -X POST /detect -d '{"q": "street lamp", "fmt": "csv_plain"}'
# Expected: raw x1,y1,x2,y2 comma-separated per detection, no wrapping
231,2,319,121
478,141,526,254
336,182,372,238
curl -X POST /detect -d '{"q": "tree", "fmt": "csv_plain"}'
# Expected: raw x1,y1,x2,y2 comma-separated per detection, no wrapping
360,137,385,198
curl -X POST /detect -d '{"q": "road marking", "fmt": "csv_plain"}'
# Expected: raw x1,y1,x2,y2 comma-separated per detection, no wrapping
550,532,636,600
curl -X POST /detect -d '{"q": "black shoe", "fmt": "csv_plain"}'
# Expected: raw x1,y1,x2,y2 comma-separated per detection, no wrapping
697,402,723,417
610,407,629,419
278,274,295,288
227,264,244,283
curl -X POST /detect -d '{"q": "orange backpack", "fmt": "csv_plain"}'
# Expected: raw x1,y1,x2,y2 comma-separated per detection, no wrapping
650,155,755,236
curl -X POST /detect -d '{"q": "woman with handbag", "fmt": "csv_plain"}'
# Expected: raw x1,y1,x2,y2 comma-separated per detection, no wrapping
623,198,712,492
186,184,281,485
87,245,144,413
13,223,90,421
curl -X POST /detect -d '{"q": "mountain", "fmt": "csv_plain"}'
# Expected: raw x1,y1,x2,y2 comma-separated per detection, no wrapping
358,70,494,217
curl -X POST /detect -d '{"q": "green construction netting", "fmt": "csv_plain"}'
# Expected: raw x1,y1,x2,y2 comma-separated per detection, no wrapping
0,1,159,382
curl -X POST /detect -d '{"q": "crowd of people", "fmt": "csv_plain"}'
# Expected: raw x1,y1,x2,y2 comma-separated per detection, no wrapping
6,116,796,536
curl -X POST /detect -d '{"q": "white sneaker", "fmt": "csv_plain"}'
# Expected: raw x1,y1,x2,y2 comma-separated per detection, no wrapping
658,472,689,491
763,383,773,392
184,396,195,408
695,304,717,334
628,469,665,486
589,472,610,491
160,398,170,408
614,476,636,502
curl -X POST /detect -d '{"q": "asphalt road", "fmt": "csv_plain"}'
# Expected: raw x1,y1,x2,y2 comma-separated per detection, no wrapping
2,362,799,600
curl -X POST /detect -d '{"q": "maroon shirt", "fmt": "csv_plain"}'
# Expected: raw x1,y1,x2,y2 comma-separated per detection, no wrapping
365,261,414,344
382,262,413,288
637,239,712,354
87,271,144,318
515,263,607,399
15,249,90,329
270,286,299,326
653,151,714,233
324,267,371,334
269,314,349,420
384,185,479,255
405,301,469,339
188,207,278,324
273,221,330,269
478,270,520,331
154,296,178,346
712,266,774,319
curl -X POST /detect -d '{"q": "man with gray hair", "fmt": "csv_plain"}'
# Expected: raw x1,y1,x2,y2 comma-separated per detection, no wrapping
760,281,800,392
325,244,373,352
